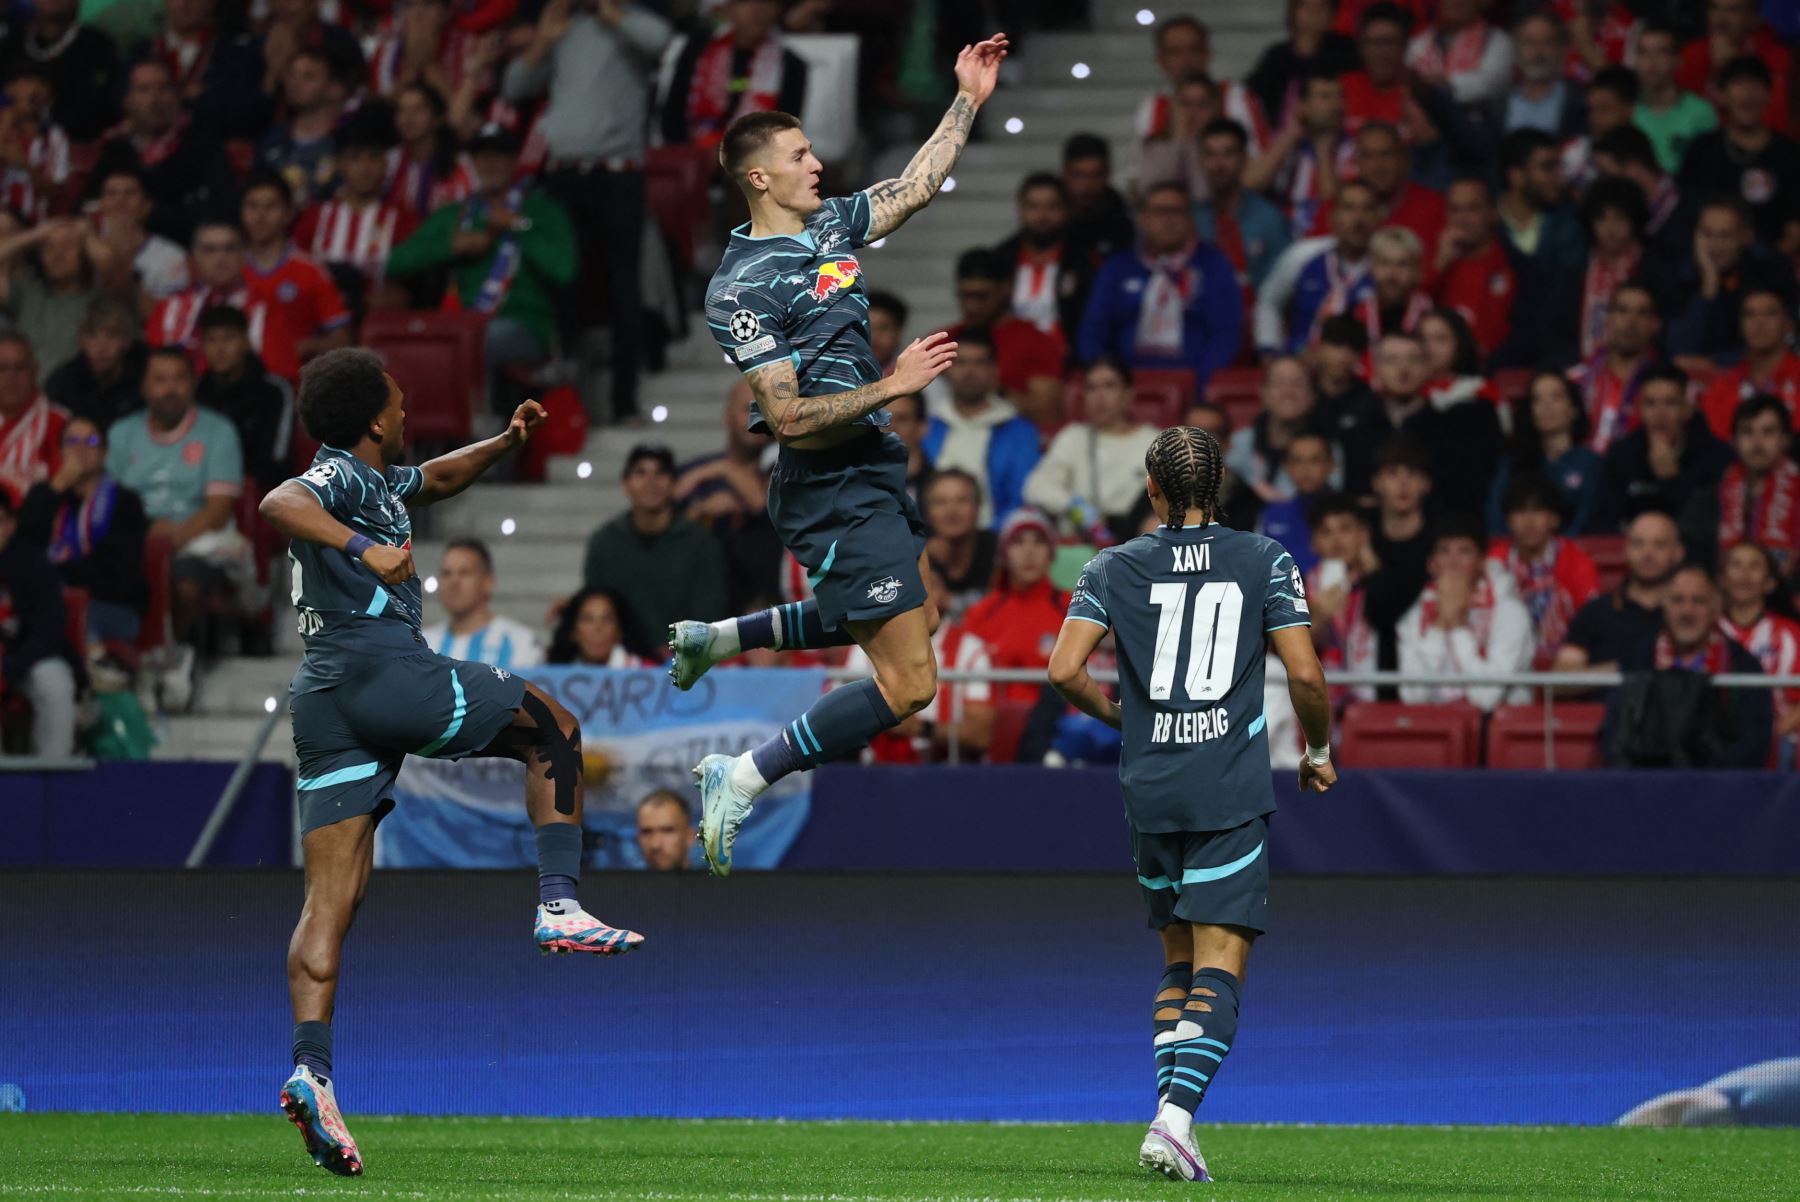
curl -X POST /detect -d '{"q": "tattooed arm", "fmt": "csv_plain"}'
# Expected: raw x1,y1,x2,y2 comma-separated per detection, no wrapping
863,33,1009,240
748,333,959,444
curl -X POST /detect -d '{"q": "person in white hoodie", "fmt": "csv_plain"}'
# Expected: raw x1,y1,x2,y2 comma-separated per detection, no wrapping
1023,354,1155,541
921,330,1041,527
1397,513,1534,712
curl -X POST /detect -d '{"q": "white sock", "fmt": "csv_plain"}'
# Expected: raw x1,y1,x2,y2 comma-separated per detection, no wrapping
1156,1098,1194,1140
707,618,743,659
728,750,769,799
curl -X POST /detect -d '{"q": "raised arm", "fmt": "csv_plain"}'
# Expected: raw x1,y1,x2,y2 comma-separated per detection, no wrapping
862,33,1008,240
260,481,416,586
412,398,547,504
748,332,956,443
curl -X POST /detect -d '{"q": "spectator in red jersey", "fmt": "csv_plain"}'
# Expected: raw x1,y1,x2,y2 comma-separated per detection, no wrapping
0,0,119,142
924,468,997,624
254,48,348,207
1717,540,1800,747
0,69,71,222
1576,176,1675,362
238,171,352,369
1569,281,1660,454
1134,16,1271,159
1405,0,1515,110
1430,176,1514,360
153,0,272,139
148,218,297,382
1311,122,1446,256
1133,71,1220,202
293,116,418,317
91,168,190,302
1593,363,1731,532
1493,127,1584,370
367,0,490,100
1246,66,1354,240
82,59,240,245
195,306,294,496
1497,12,1583,140
1245,0,1359,127
0,217,126,384
1554,0,1639,78
1340,3,1412,136
1492,371,1605,536
0,333,64,507
1676,0,1791,136
660,0,808,149
259,0,367,107
45,296,146,432
963,507,1067,706
990,173,1094,344
942,247,1066,426
1682,394,1800,576
1488,474,1600,670
1700,288,1800,440
384,81,477,220
1591,125,1699,264
1678,56,1800,256
865,290,907,376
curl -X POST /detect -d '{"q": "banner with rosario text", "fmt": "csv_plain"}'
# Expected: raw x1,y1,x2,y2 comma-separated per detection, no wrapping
377,667,827,870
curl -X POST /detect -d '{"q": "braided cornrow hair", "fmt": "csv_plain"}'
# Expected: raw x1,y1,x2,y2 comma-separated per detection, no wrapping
1144,425,1224,530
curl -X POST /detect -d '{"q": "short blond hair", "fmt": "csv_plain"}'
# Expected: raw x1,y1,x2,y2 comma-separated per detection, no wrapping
1369,225,1423,263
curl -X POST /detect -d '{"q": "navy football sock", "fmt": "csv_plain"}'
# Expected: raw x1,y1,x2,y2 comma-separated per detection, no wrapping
1152,960,1193,1101
534,823,582,913
748,677,899,786
292,1021,332,1082
1164,967,1242,1116
734,601,857,653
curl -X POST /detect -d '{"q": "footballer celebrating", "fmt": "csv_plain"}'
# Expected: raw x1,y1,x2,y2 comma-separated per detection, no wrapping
1047,426,1337,1182
260,350,643,1177
668,33,1008,872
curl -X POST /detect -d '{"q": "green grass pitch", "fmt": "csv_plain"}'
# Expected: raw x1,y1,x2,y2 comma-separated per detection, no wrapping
3,1115,1797,1201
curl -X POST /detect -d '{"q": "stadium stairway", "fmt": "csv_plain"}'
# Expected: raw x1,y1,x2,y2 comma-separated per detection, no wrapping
160,1,1281,763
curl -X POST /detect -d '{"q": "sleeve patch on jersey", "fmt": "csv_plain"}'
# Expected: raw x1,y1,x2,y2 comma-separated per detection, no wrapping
734,334,778,362
301,459,340,489
728,309,762,343
1290,565,1309,613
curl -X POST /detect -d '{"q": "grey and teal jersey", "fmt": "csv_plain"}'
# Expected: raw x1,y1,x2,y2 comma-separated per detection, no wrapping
1068,523,1310,834
286,446,427,694
705,193,885,435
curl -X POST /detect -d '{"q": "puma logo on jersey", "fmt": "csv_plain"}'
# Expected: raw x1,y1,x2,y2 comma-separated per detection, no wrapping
1172,543,1211,572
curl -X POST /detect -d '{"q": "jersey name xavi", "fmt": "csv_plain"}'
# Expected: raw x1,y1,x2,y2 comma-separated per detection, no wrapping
705,192,885,435
1067,523,1310,834
286,446,427,694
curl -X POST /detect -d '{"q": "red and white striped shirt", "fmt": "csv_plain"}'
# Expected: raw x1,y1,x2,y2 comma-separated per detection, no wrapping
1136,81,1272,158
147,284,293,380
384,146,478,219
293,197,418,283
1721,611,1800,714
367,23,486,97
0,395,66,506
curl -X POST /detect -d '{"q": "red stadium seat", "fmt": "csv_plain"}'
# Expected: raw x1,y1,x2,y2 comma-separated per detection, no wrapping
362,310,486,443
514,385,587,482
1484,703,1607,769
647,144,715,273
61,587,88,652
1338,701,1483,768
1205,365,1263,432
1576,535,1627,594
1132,368,1196,428
986,699,1037,764
1491,368,1535,407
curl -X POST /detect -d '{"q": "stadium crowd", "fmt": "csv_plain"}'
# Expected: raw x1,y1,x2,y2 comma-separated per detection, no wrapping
1,0,1798,771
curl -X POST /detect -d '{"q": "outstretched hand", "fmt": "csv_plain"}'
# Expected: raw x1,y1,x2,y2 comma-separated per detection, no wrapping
506,398,547,448
891,331,958,395
953,33,1009,106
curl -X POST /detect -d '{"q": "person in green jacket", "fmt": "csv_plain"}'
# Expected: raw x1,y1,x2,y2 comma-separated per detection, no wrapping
385,122,576,414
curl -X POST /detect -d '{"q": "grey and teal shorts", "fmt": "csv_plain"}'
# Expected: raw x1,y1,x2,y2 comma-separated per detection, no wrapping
1131,814,1272,934
768,431,928,631
289,652,525,835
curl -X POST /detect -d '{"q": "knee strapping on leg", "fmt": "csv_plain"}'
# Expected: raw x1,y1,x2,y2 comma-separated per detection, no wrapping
517,691,582,816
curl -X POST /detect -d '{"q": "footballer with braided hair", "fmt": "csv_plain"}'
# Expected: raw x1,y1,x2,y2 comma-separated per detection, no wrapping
1049,423,1337,1183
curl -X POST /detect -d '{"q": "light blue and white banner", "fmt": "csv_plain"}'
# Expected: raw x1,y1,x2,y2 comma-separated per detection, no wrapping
377,667,826,870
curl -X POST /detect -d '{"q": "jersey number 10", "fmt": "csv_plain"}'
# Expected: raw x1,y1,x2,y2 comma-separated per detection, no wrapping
1148,582,1243,702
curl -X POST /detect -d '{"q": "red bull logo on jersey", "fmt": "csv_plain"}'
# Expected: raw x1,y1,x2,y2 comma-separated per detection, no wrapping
809,258,860,301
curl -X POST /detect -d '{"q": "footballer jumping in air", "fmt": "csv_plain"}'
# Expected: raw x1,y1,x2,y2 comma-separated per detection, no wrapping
260,349,644,1177
669,33,1009,873
1047,426,1337,1183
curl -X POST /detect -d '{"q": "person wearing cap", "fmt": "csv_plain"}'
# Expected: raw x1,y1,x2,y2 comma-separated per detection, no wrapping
580,443,728,657
386,122,577,417
961,507,1069,705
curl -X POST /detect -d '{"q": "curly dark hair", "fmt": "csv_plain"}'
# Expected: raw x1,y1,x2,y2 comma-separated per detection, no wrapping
298,348,389,449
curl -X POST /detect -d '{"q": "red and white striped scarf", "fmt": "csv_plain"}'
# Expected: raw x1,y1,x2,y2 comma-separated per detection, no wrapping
1282,135,1355,234
0,395,58,503
1719,459,1800,574
1348,288,1433,349
1580,244,1641,360
1503,539,1577,669
1654,627,1734,674
1136,238,1199,357
1409,21,1491,79
687,32,785,144
1418,572,1498,654
304,198,406,280
1011,245,1063,335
